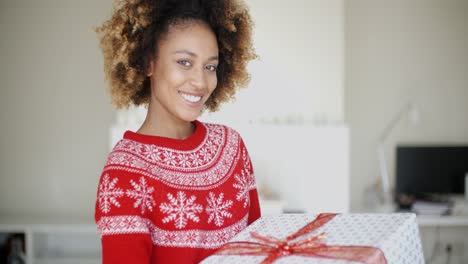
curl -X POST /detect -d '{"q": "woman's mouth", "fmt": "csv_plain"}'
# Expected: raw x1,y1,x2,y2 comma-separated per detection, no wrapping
179,91,202,104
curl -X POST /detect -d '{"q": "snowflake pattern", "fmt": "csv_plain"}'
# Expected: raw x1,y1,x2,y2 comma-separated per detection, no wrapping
126,176,156,214
190,152,203,167
143,145,162,162
98,174,124,214
186,231,198,244
97,122,263,250
200,148,212,162
104,124,241,189
97,214,249,248
110,123,225,170
206,192,233,227
233,149,255,208
178,153,191,168
205,140,216,153
160,191,203,229
163,150,177,166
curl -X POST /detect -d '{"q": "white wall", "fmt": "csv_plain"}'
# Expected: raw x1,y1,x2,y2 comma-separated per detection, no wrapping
0,0,114,221
346,0,468,212
202,0,344,124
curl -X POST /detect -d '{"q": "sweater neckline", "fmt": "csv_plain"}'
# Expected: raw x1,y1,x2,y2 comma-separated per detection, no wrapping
123,120,206,151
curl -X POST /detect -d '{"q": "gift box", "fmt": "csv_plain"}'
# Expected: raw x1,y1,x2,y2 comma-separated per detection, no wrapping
201,213,424,264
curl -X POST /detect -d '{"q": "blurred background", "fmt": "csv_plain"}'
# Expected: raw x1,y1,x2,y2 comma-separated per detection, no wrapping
1,0,467,263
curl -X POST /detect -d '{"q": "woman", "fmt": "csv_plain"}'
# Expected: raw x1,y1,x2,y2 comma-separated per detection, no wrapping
94,0,261,263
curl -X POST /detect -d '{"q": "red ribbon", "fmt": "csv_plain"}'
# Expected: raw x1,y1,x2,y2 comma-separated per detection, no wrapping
214,213,387,264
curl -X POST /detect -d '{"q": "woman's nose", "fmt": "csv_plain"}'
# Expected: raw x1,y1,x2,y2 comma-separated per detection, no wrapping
189,67,207,90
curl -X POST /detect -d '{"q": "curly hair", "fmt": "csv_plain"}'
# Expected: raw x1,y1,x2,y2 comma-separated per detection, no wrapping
95,0,256,111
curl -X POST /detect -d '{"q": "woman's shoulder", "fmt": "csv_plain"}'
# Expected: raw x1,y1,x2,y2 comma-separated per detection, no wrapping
108,136,137,154
198,121,251,152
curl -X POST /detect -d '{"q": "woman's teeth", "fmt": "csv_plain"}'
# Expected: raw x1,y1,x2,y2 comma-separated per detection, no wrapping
180,92,202,103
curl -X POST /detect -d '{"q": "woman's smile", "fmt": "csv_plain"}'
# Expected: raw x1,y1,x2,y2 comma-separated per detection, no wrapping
178,91,203,104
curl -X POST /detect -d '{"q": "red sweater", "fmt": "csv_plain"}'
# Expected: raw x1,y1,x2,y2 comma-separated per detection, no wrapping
95,121,261,263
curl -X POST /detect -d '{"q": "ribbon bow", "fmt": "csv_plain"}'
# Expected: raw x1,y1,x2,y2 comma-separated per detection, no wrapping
214,213,387,264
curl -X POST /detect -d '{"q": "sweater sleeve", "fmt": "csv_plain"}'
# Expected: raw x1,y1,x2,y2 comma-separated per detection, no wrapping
239,137,262,225
95,170,154,264
248,188,261,225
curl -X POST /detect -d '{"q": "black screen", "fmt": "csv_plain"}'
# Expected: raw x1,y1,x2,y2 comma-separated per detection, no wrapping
396,146,468,196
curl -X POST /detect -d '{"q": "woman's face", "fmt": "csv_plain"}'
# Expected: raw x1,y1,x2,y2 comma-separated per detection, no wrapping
147,21,219,124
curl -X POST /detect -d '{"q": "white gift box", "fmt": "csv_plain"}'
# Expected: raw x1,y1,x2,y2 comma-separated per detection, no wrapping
201,213,424,264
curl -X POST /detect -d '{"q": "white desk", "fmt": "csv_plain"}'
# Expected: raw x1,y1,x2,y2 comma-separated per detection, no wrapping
417,215,468,227
378,200,468,263
375,197,468,227
416,197,468,227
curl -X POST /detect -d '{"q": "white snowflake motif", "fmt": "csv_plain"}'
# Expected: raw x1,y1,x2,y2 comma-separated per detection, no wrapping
190,152,203,167
205,140,217,154
233,150,255,208
200,148,212,162
216,231,230,243
205,192,233,227
122,216,140,230
241,149,251,174
163,233,177,244
232,223,243,235
125,141,140,152
114,153,132,166
186,231,198,244
210,125,224,136
98,174,124,214
131,157,148,169
233,174,252,208
160,191,203,229
126,177,156,214
144,145,161,162
211,133,223,145
163,150,177,166
178,153,191,168
98,217,113,231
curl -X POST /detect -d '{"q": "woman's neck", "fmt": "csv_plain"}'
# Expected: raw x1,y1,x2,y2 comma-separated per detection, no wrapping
136,103,194,140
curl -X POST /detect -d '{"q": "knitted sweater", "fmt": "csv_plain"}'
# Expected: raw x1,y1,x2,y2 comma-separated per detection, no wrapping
95,120,261,264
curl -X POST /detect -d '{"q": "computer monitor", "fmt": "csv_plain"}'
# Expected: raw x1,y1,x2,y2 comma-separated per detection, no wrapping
396,145,468,198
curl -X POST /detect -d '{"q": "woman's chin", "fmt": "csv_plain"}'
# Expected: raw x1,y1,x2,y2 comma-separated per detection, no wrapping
178,110,202,123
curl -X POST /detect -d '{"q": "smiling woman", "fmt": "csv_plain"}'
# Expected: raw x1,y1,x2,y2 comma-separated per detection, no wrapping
93,0,261,263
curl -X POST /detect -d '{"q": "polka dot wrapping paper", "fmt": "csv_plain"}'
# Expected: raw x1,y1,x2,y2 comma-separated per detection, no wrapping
201,213,424,264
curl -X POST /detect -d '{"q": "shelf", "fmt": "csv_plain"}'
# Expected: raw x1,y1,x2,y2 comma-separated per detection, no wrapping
0,223,101,264
417,215,468,227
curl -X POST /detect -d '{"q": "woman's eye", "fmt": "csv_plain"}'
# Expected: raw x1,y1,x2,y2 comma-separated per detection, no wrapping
177,60,191,67
206,65,217,72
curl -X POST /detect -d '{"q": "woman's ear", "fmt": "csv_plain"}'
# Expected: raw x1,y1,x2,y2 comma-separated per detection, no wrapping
146,59,154,77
